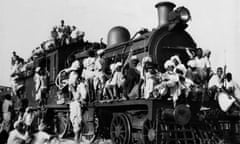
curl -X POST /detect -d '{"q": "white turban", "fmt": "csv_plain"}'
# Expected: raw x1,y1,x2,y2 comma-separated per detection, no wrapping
142,56,152,65
170,55,182,65
66,60,81,72
175,64,187,75
115,62,122,68
164,60,175,69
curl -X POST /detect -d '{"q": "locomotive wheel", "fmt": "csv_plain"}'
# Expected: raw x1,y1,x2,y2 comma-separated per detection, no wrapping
110,113,132,144
143,120,157,144
55,112,69,138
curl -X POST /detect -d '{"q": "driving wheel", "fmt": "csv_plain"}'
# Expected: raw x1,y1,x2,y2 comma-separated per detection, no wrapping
110,113,132,144
143,119,157,144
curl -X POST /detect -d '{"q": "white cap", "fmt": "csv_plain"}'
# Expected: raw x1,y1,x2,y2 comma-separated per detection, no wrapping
142,56,152,64
115,62,122,68
175,64,187,75
170,55,181,65
67,60,80,71
164,60,175,69
97,49,105,55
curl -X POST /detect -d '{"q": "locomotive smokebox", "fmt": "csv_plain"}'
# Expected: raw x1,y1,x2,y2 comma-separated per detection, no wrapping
155,1,176,28
107,26,130,47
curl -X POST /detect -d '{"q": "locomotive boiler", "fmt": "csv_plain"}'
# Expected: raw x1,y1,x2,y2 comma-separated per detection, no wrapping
16,1,240,144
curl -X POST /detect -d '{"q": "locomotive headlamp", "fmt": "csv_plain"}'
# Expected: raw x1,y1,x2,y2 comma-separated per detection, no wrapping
176,7,191,23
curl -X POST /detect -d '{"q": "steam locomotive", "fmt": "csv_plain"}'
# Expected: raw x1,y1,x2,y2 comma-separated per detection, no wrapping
18,1,240,144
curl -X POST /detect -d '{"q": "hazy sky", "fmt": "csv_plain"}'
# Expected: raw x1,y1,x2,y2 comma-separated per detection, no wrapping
0,0,240,86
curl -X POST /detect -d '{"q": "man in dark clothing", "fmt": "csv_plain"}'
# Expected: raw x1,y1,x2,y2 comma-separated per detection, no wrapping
123,56,140,99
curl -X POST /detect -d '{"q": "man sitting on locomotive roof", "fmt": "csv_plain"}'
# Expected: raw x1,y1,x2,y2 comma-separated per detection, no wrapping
57,20,66,41
175,64,194,105
104,62,125,101
123,56,140,100
143,61,159,99
186,60,205,86
208,67,224,100
170,55,187,75
161,60,181,107
222,72,240,110
50,26,60,47
11,51,18,66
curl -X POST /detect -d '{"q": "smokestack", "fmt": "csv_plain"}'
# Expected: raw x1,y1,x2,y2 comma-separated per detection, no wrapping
155,2,176,28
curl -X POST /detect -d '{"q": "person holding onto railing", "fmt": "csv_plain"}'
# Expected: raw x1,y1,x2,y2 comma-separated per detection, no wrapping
69,78,87,143
65,59,81,100
34,67,48,107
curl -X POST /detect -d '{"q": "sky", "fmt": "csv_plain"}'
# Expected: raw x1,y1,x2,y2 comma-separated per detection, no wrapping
0,0,240,86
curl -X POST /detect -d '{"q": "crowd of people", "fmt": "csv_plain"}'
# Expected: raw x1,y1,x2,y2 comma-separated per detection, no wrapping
3,45,240,144
0,94,58,144
61,47,240,143
30,20,85,64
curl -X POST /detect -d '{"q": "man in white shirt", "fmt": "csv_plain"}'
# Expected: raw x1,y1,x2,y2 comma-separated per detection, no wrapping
224,73,240,103
161,60,181,107
94,49,106,100
208,67,224,100
208,67,224,89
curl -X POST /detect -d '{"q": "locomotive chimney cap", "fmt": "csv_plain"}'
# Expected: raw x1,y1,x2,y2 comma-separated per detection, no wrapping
155,1,176,9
